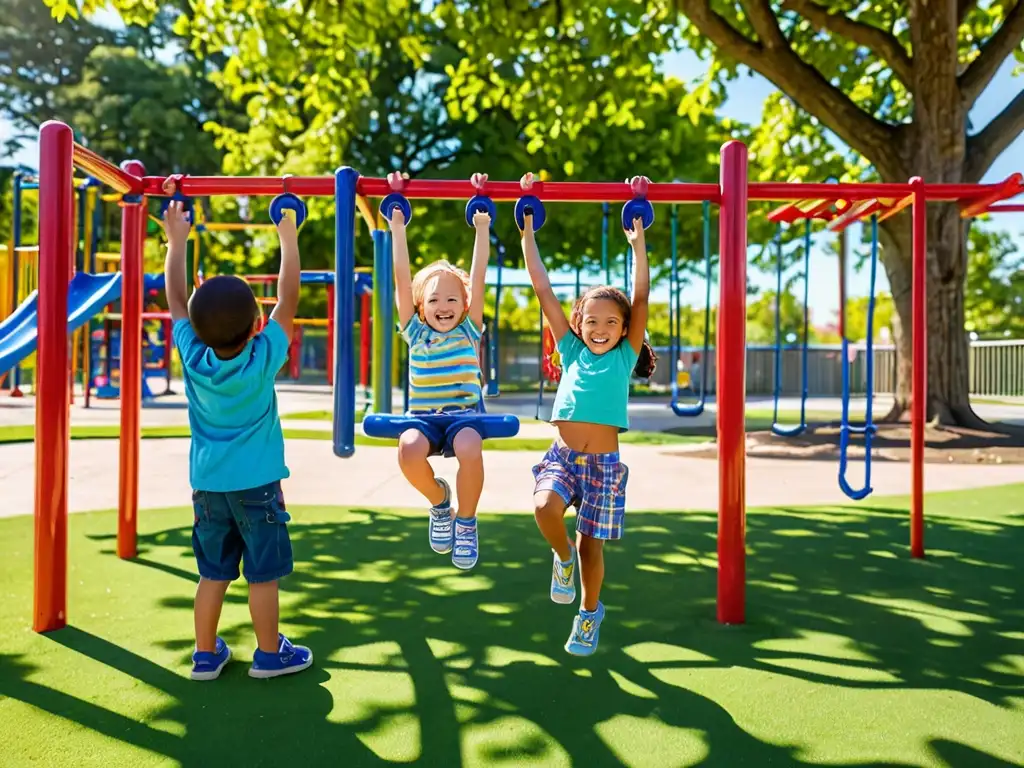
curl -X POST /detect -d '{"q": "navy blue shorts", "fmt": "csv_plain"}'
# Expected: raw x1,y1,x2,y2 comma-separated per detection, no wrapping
191,481,293,583
404,411,485,458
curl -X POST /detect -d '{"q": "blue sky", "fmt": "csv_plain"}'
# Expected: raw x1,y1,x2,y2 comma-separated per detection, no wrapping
1,24,1020,325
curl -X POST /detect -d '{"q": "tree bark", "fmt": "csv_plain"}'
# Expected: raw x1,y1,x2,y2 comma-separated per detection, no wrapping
878,207,984,427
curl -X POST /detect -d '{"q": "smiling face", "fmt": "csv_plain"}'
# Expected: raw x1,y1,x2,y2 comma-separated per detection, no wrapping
422,271,467,332
578,296,628,354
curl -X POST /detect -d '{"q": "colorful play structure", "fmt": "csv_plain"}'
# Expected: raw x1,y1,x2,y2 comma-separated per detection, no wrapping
24,121,1024,635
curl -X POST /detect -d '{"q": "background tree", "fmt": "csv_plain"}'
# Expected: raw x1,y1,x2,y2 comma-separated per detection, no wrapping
421,0,1022,425
675,0,1023,426
965,224,1024,339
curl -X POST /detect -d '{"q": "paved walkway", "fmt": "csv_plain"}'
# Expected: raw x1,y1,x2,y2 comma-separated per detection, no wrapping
2,438,1021,519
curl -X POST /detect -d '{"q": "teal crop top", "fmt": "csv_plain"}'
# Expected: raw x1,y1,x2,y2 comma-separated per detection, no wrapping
550,333,639,431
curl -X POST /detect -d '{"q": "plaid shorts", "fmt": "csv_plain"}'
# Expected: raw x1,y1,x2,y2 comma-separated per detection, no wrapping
532,441,629,540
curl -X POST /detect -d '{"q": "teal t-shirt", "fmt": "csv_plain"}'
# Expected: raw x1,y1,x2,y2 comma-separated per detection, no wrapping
173,318,291,492
550,333,639,431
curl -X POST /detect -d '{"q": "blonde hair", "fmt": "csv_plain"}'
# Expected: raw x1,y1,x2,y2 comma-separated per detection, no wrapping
411,260,471,320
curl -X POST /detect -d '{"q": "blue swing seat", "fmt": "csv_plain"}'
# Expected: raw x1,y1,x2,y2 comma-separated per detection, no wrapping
362,408,520,455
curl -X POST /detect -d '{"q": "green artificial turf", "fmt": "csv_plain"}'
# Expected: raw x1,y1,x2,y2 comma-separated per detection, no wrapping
1,485,1023,766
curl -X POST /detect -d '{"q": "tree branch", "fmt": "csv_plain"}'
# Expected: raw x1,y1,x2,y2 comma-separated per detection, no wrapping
676,0,902,178
966,87,1024,182
959,0,1024,106
958,0,981,24
781,0,913,85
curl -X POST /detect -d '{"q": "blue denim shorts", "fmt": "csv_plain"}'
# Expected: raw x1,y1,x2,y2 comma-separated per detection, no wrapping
405,410,485,458
532,441,629,540
191,481,293,583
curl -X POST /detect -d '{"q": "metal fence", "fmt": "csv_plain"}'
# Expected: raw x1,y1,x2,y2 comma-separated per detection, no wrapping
292,328,1024,397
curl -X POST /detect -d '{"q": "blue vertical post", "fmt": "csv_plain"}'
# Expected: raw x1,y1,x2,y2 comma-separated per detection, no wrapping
11,172,24,393
332,167,358,458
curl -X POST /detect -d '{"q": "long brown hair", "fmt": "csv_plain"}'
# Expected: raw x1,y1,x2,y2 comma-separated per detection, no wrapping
568,286,657,378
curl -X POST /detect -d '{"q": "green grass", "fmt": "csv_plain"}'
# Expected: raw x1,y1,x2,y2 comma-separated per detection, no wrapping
971,397,1024,406
0,425,709,451
1,485,1023,766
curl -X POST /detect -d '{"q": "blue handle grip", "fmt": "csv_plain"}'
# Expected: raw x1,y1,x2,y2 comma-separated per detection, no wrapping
160,191,194,221
379,193,412,223
514,195,546,230
621,198,655,231
269,193,307,228
465,195,497,227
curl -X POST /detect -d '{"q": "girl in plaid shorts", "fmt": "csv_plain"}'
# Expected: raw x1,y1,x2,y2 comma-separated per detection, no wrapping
519,173,657,656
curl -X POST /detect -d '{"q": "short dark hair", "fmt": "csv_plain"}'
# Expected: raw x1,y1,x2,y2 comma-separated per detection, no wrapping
188,275,259,354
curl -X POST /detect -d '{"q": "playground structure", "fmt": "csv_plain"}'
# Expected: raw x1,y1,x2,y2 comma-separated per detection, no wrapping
27,120,1024,636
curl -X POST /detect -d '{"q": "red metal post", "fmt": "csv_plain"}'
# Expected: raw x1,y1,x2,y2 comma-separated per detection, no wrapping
326,283,336,386
716,141,748,624
117,160,146,560
34,121,75,633
359,293,371,392
910,177,927,559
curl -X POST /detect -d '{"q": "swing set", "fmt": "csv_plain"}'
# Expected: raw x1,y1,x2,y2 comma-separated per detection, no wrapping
29,120,1023,635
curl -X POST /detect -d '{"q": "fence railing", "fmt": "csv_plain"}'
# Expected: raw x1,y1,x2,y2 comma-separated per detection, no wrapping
289,330,1024,397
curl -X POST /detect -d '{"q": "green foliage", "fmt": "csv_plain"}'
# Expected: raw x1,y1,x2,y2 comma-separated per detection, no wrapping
965,224,1024,339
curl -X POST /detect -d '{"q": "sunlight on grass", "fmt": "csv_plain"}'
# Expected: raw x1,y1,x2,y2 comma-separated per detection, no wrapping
851,596,996,636
622,642,716,664
596,715,708,767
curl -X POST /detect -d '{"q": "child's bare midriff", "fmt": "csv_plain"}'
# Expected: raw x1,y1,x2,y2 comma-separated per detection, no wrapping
553,421,621,453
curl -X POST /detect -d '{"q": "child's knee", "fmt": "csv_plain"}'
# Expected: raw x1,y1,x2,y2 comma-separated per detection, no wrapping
452,429,483,461
534,492,566,520
397,430,430,464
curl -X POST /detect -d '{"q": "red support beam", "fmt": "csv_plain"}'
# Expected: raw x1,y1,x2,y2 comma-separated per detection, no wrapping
986,204,1024,212
34,121,75,633
717,141,748,625
910,177,927,560
144,175,723,204
117,161,146,561
73,143,143,195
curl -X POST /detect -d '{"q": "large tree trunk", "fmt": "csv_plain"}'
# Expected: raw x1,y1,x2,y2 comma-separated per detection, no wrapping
878,207,981,426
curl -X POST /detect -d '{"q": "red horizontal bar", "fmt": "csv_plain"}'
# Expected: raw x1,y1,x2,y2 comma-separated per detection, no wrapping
960,173,1023,218
987,204,1024,213
143,175,721,204
72,143,142,195
749,181,1018,203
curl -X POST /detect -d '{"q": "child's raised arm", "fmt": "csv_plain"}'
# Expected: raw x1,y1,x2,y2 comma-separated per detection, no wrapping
161,197,192,322
467,173,491,330
519,173,570,342
270,212,301,340
624,215,650,355
387,173,415,329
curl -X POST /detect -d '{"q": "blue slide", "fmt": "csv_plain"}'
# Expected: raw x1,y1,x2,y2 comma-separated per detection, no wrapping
0,272,124,376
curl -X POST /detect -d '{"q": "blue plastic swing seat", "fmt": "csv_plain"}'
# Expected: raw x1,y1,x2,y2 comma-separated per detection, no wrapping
362,412,520,443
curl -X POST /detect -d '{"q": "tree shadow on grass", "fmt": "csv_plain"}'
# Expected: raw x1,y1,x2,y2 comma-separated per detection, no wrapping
3,503,1024,766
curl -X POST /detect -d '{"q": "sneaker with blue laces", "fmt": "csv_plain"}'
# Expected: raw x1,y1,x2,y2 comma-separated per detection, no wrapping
565,601,605,656
428,478,454,554
191,636,231,681
451,515,478,570
550,546,577,604
249,634,314,679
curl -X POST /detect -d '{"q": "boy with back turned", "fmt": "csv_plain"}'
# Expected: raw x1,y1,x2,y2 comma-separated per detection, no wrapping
163,189,312,681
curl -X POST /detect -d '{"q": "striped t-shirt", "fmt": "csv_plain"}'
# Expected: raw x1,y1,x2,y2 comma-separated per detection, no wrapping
402,315,482,412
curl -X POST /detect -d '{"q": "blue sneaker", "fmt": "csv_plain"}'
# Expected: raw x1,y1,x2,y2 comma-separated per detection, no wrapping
452,516,478,570
249,634,313,679
565,602,605,656
428,478,454,554
191,637,231,681
550,546,577,604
